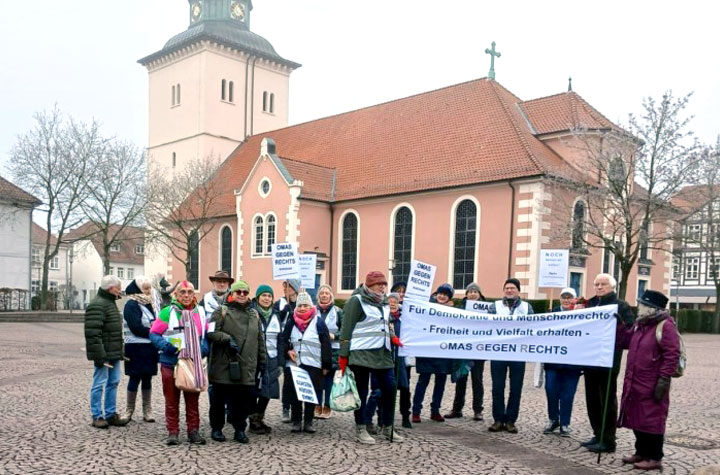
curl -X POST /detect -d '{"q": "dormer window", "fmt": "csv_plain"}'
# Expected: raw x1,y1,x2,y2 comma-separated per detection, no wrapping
135,244,144,255
110,243,120,252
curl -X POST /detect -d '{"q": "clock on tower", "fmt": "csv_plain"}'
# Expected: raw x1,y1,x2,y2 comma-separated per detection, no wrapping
186,0,253,28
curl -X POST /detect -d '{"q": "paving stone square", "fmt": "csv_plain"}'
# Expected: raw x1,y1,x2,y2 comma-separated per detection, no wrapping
0,322,718,474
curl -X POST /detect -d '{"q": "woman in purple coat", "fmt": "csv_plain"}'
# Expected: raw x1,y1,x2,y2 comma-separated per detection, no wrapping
617,290,680,472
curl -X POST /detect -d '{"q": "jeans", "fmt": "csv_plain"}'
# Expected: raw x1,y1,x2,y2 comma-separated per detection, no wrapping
584,367,619,443
90,360,122,419
490,360,525,424
412,372,447,416
452,360,485,414
544,367,581,426
160,364,200,435
321,371,333,406
634,430,664,461
352,366,396,427
364,374,383,424
127,375,152,392
210,383,253,432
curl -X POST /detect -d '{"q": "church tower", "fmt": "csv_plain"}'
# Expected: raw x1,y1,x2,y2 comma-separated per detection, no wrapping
138,0,300,172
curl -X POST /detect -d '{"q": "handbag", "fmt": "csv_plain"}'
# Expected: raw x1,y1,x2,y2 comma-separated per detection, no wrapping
174,357,206,393
329,368,361,412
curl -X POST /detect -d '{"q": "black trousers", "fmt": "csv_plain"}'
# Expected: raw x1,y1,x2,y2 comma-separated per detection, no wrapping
399,367,411,418
584,367,619,443
634,430,664,461
254,396,270,416
209,383,253,432
452,360,485,414
288,365,323,425
282,369,293,411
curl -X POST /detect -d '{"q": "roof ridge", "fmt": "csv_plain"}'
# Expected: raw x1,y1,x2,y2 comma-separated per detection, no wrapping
255,77,495,137
488,81,544,172
521,90,571,105
279,155,336,171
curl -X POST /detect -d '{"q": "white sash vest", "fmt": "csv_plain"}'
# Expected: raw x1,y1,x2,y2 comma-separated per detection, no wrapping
288,316,322,369
350,295,391,351
494,300,530,316
317,306,340,349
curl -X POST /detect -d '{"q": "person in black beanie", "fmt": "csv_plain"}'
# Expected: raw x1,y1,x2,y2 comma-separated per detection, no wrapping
487,278,534,433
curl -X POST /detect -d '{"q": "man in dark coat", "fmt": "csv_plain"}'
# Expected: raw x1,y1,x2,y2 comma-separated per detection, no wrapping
582,273,635,453
84,275,129,429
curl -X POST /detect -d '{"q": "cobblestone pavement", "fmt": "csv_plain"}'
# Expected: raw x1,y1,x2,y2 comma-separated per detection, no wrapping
0,323,718,474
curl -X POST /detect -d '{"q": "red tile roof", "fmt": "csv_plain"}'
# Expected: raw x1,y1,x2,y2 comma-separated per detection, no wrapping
520,91,620,135
31,223,59,247
66,222,146,266
0,175,41,206
205,79,621,214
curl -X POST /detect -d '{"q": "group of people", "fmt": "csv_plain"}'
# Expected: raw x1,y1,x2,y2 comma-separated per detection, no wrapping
84,268,681,471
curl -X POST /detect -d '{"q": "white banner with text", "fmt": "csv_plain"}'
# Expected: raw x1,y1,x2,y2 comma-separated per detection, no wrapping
398,299,617,367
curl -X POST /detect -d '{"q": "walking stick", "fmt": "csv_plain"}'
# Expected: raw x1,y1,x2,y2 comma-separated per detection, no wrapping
596,368,614,464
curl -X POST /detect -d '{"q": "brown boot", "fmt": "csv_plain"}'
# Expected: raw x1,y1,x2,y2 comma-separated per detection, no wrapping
622,454,645,464
125,391,137,421
633,460,662,471
141,389,155,422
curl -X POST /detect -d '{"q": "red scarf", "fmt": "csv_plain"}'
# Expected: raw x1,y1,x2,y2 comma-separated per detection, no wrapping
317,301,333,312
390,309,401,320
293,306,316,333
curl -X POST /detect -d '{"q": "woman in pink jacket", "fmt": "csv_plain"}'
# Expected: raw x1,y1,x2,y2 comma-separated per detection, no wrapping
617,290,681,472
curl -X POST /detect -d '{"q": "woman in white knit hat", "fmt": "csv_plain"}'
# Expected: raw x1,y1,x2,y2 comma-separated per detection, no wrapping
314,284,344,419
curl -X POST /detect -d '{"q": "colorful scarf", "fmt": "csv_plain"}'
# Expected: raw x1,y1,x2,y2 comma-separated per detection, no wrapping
178,309,207,390
293,306,316,333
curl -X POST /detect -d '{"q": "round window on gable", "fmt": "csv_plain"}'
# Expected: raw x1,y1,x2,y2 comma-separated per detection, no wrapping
259,178,271,197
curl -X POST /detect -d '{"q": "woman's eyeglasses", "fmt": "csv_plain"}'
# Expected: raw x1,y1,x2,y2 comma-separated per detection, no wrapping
235,290,250,296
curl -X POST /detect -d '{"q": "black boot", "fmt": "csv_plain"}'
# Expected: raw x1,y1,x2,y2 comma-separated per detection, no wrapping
211,429,226,442
401,415,412,429
234,430,249,443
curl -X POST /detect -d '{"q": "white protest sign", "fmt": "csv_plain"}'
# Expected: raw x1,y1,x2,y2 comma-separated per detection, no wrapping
405,259,436,301
398,299,617,367
465,300,494,313
538,249,569,288
298,254,317,289
272,242,300,280
289,366,318,404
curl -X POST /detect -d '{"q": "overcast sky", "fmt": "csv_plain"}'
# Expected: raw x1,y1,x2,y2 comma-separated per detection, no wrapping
1,0,718,171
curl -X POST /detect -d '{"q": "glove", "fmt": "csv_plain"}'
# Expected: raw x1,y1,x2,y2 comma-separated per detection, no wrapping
94,360,104,368
391,336,403,347
653,376,671,402
163,343,180,356
339,356,348,375
229,340,241,355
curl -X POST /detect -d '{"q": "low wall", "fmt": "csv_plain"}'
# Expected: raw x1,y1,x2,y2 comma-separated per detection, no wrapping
0,312,84,323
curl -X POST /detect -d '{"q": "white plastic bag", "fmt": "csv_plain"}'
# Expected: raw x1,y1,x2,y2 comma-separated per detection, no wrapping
533,362,544,388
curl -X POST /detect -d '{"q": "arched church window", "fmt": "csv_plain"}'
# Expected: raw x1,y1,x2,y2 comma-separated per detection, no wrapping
571,200,586,250
263,91,268,112
453,199,477,289
270,93,275,113
229,81,234,103
341,213,358,290
254,216,264,255
221,226,232,275
188,230,199,288
392,207,413,283
266,215,276,254
221,79,227,101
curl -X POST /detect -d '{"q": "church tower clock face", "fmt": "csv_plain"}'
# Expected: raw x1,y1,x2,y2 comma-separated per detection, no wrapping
191,2,202,22
230,1,246,21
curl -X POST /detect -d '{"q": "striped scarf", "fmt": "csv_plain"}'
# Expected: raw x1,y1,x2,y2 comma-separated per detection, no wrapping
178,309,207,390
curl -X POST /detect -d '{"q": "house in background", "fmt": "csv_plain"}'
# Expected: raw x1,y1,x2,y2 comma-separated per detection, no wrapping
31,223,71,309
0,175,41,310
68,223,146,308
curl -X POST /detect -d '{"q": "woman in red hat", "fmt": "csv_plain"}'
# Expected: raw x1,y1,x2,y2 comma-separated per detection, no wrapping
339,271,404,444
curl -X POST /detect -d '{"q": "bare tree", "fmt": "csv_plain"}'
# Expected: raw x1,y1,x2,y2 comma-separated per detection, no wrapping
546,92,698,299
674,139,720,329
145,156,224,281
81,140,147,274
8,107,102,309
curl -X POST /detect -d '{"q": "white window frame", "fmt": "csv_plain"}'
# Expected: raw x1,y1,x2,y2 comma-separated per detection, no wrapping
127,268,134,280
49,255,59,270
685,256,699,280
135,244,144,255
251,214,266,258
117,267,125,279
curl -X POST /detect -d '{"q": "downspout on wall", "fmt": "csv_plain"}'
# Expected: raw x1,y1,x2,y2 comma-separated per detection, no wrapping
507,181,516,278
249,56,259,136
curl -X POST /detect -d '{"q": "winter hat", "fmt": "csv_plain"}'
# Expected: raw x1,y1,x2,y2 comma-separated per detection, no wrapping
256,284,274,299
504,278,521,292
317,284,334,300
638,290,669,309
465,282,482,295
286,278,302,294
365,271,388,287
391,281,407,292
560,287,577,298
388,292,401,302
436,283,454,299
230,280,250,293
296,291,313,307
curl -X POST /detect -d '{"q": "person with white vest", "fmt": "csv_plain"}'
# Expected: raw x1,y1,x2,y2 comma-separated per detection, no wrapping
314,284,344,419
274,278,301,422
339,271,404,444
199,270,233,315
122,276,159,423
487,278,534,434
249,284,283,434
278,291,332,434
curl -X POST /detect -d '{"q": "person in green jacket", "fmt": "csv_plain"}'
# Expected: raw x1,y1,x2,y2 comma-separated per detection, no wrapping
84,275,129,429
339,271,404,444
207,280,267,444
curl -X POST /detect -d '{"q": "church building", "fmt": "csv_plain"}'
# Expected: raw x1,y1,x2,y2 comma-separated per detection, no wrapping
140,1,671,301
